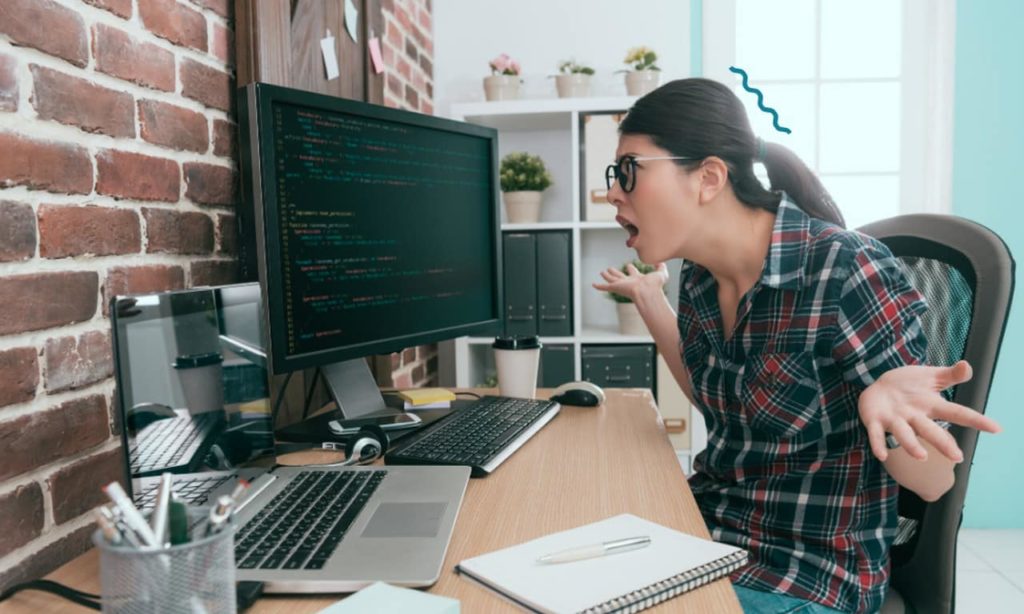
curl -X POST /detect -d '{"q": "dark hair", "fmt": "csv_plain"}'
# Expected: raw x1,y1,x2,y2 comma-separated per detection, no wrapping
619,78,845,228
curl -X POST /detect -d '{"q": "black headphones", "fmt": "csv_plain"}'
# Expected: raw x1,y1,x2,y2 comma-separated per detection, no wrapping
275,424,390,467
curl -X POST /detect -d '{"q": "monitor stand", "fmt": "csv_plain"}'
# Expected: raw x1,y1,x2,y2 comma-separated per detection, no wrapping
321,358,399,420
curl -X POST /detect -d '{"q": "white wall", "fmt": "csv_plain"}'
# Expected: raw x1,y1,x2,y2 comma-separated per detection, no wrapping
433,0,692,117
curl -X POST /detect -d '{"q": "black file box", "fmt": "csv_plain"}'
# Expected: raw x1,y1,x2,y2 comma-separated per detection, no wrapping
539,344,575,388
581,344,655,394
503,233,537,337
536,232,573,337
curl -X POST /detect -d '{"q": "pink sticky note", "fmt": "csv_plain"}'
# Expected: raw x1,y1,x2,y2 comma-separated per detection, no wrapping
368,37,384,74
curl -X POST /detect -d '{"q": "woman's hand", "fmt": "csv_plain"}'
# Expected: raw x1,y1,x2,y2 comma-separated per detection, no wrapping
592,262,669,304
858,360,1001,463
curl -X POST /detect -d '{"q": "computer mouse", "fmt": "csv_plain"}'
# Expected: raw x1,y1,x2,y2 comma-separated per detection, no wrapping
128,402,177,430
549,381,606,407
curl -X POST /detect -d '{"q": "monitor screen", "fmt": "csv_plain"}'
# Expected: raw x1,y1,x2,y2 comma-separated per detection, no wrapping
239,84,502,374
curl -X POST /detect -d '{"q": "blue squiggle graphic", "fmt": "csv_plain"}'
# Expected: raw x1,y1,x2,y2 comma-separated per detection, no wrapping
729,66,791,134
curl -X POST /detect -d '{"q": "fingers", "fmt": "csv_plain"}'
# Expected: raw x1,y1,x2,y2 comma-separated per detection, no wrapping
891,419,928,460
935,360,973,389
911,415,963,462
931,399,1002,433
626,263,640,275
867,420,889,462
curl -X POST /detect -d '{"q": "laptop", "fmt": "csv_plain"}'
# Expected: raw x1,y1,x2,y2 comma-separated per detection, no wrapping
110,283,471,592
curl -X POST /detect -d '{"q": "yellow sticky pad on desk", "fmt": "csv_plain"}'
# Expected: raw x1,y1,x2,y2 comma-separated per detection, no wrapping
397,388,456,406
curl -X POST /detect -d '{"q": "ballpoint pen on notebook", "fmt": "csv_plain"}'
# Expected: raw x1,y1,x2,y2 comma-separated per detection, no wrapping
536,535,651,564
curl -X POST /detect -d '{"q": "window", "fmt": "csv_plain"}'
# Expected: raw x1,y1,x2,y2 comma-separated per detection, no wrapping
702,0,955,229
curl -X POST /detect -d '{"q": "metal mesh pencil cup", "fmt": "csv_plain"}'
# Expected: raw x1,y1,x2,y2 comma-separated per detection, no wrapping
93,525,236,614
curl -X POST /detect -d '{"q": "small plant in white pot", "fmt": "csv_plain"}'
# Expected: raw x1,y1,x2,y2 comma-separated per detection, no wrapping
605,260,659,336
553,59,595,98
619,46,661,96
499,152,553,224
484,53,522,101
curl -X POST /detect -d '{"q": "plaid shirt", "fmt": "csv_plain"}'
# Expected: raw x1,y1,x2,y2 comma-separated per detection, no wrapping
682,197,928,613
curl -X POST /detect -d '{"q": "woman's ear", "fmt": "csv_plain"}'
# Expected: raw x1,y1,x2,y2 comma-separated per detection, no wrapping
696,156,730,204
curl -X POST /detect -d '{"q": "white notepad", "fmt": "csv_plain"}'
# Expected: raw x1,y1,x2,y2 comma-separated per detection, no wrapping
455,513,747,614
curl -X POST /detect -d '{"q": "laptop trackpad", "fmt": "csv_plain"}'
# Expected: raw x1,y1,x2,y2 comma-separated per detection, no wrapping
361,502,448,538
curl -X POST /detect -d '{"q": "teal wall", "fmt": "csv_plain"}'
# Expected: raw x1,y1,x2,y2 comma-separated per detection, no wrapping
952,0,1024,528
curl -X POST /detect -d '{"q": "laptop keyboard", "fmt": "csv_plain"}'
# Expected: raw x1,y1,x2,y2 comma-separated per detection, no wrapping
385,396,559,476
135,475,232,511
130,413,220,474
235,470,387,571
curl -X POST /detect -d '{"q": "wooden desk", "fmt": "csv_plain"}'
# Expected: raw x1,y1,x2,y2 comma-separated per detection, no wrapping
1,389,740,613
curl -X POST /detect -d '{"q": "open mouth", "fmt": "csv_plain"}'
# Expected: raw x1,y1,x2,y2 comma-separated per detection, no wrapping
616,215,640,248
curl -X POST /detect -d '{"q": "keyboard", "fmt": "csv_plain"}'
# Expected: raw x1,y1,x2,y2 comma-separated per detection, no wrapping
235,469,386,571
134,474,232,511
384,396,560,477
130,412,222,476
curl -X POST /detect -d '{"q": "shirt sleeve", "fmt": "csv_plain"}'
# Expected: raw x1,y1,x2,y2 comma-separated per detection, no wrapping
831,244,929,389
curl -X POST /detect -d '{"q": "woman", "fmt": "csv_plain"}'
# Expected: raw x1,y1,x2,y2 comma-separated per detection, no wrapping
593,79,1000,614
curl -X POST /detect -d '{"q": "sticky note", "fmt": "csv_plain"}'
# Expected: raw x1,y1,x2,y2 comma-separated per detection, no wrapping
368,36,384,74
344,0,359,43
318,582,460,613
321,31,339,80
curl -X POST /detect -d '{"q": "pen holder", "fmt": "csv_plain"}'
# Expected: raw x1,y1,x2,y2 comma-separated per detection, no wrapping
93,524,236,614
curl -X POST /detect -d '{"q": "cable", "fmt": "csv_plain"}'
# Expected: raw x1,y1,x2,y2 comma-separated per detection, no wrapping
0,580,101,610
455,391,482,399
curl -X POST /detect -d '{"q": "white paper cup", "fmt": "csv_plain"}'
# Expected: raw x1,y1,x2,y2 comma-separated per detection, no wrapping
493,337,542,399
173,352,224,415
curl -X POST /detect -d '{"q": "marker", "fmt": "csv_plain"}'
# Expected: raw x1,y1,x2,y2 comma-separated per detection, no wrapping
102,482,159,548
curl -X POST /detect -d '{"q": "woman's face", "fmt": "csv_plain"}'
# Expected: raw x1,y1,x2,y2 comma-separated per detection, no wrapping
607,134,702,264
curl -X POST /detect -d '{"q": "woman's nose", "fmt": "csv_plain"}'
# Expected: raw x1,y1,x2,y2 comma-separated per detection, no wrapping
606,182,625,207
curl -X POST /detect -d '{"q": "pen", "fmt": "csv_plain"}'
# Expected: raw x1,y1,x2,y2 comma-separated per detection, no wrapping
94,507,122,545
103,482,160,548
150,473,173,547
204,495,235,537
536,536,651,564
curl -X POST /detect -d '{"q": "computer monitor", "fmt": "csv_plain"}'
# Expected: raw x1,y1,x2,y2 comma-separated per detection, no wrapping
237,83,503,419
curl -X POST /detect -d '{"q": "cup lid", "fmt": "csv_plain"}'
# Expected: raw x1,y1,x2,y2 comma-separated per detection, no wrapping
492,336,542,350
173,352,223,369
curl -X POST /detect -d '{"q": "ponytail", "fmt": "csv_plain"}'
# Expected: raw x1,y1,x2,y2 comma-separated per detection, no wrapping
759,141,845,228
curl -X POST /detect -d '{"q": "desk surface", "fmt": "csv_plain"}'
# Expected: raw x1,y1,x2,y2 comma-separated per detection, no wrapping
1,389,740,613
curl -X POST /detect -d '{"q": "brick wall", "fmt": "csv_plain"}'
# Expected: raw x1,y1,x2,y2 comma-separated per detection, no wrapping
379,0,438,389
0,0,435,588
0,0,236,591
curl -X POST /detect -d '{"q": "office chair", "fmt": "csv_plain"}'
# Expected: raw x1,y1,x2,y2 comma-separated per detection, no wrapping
856,214,1015,614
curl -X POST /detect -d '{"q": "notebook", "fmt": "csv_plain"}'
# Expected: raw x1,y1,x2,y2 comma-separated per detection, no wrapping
455,513,747,614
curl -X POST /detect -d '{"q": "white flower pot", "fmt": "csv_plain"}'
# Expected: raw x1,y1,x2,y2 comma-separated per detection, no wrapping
625,70,660,96
502,191,543,224
483,75,520,101
555,74,591,98
616,302,647,336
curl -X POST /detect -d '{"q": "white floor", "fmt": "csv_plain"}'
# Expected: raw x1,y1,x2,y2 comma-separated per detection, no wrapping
955,529,1024,612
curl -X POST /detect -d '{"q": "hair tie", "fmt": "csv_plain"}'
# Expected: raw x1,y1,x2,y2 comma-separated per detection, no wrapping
754,137,767,162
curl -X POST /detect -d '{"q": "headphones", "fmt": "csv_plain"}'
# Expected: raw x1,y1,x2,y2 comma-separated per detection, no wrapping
275,424,390,467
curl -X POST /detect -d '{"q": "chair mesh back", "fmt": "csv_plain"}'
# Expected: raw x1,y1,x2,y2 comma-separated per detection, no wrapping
898,256,974,400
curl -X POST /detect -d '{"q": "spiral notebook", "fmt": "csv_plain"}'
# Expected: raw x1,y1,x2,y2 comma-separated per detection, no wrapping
455,514,747,614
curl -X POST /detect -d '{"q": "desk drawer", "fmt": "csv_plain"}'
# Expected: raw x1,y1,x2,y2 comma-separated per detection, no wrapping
581,344,654,391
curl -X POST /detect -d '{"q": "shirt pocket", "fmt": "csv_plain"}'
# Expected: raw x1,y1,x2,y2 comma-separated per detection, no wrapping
740,352,823,440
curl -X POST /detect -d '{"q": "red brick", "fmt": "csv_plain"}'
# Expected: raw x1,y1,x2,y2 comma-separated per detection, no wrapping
49,447,122,524
190,259,239,286
181,58,232,112
390,352,400,369
397,57,411,81
0,394,109,482
38,204,141,259
419,55,433,78
96,149,180,202
93,23,175,92
30,65,135,138
402,348,415,364
413,363,425,382
83,0,132,19
0,201,36,262
184,162,235,207
385,22,402,49
404,84,419,110
395,4,412,30
418,6,431,31
0,483,44,559
393,370,412,389
0,133,92,195
387,73,402,97
382,41,395,68
422,100,433,116
143,208,214,255
44,330,113,393
0,347,39,409
216,213,237,255
211,22,233,65
212,119,236,158
0,524,94,595
0,54,17,112
404,39,419,63
139,99,208,153
103,265,185,312
0,0,88,68
139,0,207,52
0,272,98,336
196,0,231,19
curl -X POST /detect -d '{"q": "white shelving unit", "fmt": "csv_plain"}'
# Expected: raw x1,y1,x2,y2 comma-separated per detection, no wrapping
437,96,708,458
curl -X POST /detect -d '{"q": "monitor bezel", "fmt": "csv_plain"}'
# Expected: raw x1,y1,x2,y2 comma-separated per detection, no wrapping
243,82,504,375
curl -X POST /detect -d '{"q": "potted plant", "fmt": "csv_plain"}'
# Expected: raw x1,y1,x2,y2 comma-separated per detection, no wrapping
553,59,595,98
604,260,660,335
484,53,522,101
499,152,553,224
619,46,661,96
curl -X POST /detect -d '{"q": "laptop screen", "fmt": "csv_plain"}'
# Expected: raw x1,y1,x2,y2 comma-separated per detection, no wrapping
111,283,274,492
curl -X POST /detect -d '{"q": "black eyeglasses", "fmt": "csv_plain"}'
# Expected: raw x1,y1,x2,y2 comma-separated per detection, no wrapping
605,156,701,193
